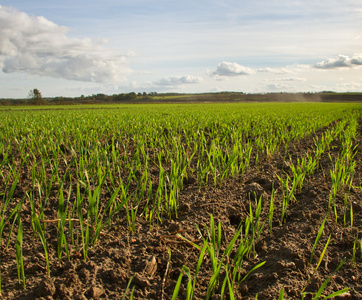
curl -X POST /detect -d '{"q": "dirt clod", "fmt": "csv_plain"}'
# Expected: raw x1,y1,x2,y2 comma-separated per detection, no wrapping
133,273,151,288
36,278,56,298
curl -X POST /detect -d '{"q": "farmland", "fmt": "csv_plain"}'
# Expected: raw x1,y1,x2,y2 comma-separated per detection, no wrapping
0,102,362,299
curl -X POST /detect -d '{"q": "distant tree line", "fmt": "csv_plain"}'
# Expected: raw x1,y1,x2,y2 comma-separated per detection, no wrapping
1,91,362,106
0,91,159,105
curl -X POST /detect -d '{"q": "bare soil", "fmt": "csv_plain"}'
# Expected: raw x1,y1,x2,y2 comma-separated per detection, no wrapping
0,121,362,300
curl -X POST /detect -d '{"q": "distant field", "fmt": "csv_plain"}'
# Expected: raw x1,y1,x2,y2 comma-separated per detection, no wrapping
0,102,362,299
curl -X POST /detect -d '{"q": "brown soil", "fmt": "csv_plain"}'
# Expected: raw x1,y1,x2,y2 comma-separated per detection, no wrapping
0,121,362,300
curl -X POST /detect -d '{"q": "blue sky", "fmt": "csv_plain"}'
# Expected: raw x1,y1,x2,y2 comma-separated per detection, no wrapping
1,0,362,98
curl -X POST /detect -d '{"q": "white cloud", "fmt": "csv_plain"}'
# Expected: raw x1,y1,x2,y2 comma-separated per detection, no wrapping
257,64,311,75
314,54,362,69
261,76,306,92
257,67,289,74
266,83,294,91
310,84,327,90
213,61,253,77
336,81,362,91
350,55,362,65
0,6,131,83
279,77,306,82
154,75,203,86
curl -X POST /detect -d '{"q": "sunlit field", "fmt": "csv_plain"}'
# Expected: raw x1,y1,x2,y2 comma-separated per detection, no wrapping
1,102,362,299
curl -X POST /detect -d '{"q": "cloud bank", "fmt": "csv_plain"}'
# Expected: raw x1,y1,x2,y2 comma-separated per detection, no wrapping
154,75,203,86
314,54,362,69
0,6,131,83
213,61,253,77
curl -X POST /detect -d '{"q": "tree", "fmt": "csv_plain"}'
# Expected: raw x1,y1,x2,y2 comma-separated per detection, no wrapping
29,89,43,105
125,92,137,101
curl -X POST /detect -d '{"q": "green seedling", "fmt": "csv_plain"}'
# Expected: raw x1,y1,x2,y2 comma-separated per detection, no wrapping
310,216,327,265
16,216,25,289
302,234,331,293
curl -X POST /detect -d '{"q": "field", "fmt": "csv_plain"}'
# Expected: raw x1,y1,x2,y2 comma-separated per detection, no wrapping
0,102,362,299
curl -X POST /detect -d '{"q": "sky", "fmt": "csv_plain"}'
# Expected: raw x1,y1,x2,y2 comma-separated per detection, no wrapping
0,0,362,98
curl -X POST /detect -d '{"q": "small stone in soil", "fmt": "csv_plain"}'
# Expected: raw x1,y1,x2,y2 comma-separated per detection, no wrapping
144,256,157,277
87,286,104,298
